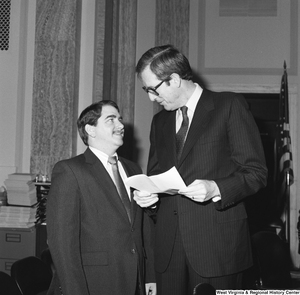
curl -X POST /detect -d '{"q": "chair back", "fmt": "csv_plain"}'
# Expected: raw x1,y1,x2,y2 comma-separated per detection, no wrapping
193,282,216,295
251,231,292,289
11,256,53,295
41,248,54,273
0,271,22,295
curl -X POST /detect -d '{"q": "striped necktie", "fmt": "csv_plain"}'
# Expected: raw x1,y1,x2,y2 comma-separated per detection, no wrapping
176,106,189,160
108,156,131,222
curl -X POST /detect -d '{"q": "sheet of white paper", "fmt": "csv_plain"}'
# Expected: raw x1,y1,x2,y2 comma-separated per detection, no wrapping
125,166,186,195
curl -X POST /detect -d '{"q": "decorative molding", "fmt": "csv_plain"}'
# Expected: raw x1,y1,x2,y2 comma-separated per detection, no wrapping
209,83,297,94
219,0,277,17
197,0,298,75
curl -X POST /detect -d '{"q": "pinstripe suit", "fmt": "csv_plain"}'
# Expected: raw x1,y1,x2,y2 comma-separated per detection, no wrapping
147,89,267,288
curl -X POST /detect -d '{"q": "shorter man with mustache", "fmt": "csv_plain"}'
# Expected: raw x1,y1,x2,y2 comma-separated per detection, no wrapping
46,100,156,295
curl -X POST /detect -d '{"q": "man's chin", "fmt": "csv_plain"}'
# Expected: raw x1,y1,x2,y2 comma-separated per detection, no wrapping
116,139,124,146
163,105,172,111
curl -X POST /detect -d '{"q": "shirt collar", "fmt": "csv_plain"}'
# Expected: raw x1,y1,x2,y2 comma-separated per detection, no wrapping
186,83,202,113
177,83,203,118
89,146,118,166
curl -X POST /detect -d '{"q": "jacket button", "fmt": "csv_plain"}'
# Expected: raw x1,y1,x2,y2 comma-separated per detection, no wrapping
173,210,177,215
131,248,136,254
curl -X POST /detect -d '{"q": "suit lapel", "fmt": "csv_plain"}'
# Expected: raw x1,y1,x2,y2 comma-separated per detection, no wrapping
119,158,138,225
178,89,214,167
84,149,131,224
162,111,177,165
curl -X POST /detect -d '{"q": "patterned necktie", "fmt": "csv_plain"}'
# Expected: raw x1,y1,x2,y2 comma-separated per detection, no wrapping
176,106,189,160
108,156,131,222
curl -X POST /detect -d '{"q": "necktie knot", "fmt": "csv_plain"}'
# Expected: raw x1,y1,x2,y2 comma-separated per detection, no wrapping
108,156,117,165
181,106,188,120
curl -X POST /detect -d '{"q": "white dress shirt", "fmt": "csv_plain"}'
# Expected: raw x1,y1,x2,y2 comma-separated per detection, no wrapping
89,146,131,199
176,83,203,133
176,84,221,202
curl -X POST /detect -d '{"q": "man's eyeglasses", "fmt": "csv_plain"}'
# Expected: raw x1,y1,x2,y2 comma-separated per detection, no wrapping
142,77,169,96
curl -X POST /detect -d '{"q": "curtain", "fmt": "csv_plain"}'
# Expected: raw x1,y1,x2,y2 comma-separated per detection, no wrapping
94,0,138,160
154,0,190,114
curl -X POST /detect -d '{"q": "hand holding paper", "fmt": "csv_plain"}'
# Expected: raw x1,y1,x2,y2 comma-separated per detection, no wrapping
133,190,159,208
125,166,186,195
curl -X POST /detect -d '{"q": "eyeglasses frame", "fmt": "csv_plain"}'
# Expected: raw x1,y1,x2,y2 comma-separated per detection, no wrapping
142,77,170,96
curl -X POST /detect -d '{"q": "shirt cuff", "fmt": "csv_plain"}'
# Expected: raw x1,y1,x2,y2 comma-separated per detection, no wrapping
211,181,221,202
212,196,221,202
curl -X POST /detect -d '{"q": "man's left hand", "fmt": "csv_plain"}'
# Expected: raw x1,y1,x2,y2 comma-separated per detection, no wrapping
178,179,220,202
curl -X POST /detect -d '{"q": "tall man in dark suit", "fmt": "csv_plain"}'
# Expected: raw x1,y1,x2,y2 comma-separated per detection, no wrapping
46,100,156,295
134,45,268,293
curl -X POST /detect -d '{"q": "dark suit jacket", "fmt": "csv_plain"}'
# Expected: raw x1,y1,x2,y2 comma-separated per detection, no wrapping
147,89,268,277
46,148,154,295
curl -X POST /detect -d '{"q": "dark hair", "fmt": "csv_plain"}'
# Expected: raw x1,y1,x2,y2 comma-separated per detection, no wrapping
77,100,120,146
136,44,193,81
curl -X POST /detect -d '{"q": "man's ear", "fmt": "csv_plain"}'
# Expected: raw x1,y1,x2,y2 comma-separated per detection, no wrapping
170,73,181,87
85,124,96,138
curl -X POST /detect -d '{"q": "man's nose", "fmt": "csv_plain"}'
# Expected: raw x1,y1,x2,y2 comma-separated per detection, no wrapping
117,120,124,129
149,93,158,102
